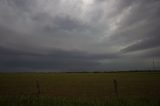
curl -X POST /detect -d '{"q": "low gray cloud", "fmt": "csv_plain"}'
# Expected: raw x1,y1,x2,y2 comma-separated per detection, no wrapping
0,46,119,71
0,0,160,71
121,35,160,53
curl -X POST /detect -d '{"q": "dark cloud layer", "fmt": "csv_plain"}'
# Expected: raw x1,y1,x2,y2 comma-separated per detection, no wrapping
0,0,160,71
121,35,160,53
0,46,119,71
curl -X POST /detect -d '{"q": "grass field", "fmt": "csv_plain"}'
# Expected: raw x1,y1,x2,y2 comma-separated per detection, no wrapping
0,96,160,106
0,72,160,105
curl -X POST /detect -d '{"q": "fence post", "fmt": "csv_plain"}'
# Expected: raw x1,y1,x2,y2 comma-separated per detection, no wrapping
113,79,119,97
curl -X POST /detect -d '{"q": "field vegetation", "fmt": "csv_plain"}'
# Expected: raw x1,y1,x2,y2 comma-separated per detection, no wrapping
0,72,160,105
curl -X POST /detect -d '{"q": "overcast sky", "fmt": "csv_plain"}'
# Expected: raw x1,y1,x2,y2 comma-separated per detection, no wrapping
0,0,160,72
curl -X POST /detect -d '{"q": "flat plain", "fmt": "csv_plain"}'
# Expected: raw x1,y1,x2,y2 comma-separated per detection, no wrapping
0,72,160,106
0,72,160,99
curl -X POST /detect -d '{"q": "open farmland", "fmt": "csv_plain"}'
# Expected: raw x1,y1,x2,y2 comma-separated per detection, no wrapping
0,72,160,106
0,72,160,98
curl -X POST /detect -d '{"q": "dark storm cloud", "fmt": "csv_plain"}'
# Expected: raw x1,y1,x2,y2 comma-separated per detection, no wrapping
0,0,160,71
109,0,160,52
121,35,160,53
41,15,90,33
137,48,160,58
120,0,160,52
8,0,31,10
144,48,160,58
53,16,86,31
0,46,119,71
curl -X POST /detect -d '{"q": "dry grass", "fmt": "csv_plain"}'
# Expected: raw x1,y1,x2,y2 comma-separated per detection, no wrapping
0,72,160,99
